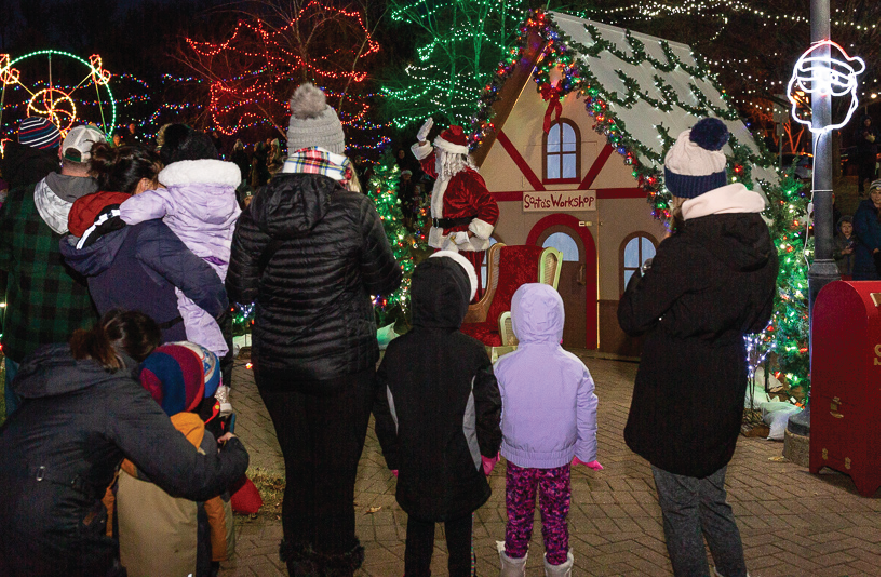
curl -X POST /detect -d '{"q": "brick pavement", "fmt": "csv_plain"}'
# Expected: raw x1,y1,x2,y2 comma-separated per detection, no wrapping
221,356,881,577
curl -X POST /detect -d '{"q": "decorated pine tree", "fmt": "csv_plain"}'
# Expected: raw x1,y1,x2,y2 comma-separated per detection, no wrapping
381,0,526,128
367,152,428,330
759,172,811,397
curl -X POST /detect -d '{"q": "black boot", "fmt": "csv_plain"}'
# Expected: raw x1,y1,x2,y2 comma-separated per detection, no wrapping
280,540,319,577
280,539,365,577
319,539,365,577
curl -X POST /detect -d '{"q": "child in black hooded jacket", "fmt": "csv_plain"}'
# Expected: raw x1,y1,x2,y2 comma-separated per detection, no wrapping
373,251,502,577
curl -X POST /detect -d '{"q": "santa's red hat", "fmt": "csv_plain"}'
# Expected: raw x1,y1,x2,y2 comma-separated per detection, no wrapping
433,125,470,155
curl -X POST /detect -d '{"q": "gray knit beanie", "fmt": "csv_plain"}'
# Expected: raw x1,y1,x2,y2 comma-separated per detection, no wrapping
286,83,346,154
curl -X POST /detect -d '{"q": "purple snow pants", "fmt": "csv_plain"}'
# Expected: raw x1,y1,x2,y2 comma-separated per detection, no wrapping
504,461,570,565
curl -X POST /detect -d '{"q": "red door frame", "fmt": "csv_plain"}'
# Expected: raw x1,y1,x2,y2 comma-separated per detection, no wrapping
526,214,597,349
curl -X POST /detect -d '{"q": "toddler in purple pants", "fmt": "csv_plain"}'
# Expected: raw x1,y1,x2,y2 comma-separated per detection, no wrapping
493,283,601,577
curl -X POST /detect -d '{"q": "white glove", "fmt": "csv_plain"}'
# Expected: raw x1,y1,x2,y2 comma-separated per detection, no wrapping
454,231,470,245
441,236,460,252
417,118,434,142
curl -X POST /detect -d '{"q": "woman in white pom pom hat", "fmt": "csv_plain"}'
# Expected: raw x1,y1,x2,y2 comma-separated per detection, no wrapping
227,83,402,576
618,118,778,577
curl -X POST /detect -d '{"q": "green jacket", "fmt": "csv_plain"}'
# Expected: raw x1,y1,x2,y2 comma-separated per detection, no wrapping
0,180,96,363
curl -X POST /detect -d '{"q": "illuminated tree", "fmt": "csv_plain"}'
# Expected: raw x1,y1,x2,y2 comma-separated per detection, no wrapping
367,151,428,329
173,0,383,150
381,0,527,128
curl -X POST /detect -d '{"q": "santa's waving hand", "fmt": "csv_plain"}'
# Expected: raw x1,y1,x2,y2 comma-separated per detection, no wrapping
412,121,499,297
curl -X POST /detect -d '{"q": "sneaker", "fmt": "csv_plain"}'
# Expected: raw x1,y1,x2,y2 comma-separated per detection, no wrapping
215,385,233,416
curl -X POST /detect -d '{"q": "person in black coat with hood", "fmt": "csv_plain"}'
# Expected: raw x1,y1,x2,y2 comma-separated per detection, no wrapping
373,252,501,577
227,84,402,577
618,119,778,577
0,310,248,577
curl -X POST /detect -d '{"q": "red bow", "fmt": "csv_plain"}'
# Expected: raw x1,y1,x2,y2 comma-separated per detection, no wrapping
541,84,563,133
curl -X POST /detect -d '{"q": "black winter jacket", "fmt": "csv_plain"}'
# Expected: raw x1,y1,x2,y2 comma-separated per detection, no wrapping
60,219,228,343
227,173,402,383
618,186,778,478
0,344,248,577
374,257,501,521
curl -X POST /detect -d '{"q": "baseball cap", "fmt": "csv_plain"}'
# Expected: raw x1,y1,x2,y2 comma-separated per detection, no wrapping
62,125,106,163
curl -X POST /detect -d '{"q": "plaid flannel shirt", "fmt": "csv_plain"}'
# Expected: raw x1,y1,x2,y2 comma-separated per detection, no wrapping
0,182,97,363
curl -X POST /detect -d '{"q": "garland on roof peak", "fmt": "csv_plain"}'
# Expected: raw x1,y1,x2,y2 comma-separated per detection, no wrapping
469,9,776,222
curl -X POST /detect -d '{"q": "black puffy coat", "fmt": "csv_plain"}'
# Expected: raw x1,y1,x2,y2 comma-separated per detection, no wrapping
373,257,501,521
227,173,402,383
618,190,778,478
0,344,249,577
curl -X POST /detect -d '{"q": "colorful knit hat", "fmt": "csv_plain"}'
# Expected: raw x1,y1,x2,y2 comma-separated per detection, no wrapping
663,118,729,199
166,341,220,399
18,117,62,149
139,344,206,416
286,83,346,154
433,125,470,155
870,178,881,192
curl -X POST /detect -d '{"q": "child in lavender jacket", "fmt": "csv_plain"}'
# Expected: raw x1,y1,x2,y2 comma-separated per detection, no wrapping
119,159,242,357
494,283,600,577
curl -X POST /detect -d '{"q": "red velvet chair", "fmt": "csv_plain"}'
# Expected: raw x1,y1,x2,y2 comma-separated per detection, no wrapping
460,243,545,347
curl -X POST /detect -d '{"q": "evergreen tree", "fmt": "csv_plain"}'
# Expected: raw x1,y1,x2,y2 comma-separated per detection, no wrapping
381,0,527,128
367,152,428,329
759,172,811,397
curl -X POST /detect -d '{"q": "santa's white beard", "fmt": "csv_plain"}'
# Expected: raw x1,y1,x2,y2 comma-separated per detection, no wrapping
435,149,471,180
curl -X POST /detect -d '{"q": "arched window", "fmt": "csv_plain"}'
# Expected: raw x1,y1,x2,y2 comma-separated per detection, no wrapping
542,232,579,261
543,119,581,184
621,234,657,292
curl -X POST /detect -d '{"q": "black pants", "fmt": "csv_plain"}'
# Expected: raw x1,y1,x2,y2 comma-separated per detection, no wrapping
404,514,473,577
257,369,375,557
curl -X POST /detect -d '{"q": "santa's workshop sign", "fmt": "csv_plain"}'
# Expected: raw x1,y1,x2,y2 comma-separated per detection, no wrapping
523,190,596,212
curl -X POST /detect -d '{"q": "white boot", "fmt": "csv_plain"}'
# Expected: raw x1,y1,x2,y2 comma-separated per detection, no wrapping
713,568,751,577
497,541,527,577
544,551,574,577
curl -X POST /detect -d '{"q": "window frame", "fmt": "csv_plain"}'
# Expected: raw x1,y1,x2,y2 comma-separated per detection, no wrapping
620,232,658,294
542,118,582,185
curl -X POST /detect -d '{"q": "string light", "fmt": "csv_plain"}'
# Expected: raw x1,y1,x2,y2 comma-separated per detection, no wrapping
382,0,525,128
0,50,117,134
182,0,381,145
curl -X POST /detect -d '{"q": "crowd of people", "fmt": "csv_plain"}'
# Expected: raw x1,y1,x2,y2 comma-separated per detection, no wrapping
0,78,834,577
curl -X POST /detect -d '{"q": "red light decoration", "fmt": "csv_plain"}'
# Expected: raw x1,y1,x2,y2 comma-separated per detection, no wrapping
183,0,379,138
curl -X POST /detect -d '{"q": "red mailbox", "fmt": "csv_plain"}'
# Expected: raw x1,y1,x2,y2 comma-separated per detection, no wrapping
809,280,881,496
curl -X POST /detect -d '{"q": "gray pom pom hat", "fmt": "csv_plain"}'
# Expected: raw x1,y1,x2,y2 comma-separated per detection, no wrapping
286,83,346,154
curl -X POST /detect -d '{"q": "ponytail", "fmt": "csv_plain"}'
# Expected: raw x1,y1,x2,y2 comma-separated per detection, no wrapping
70,310,161,371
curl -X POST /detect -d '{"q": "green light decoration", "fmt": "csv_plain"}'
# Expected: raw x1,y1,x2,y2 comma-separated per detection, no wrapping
0,50,117,136
469,10,806,386
760,171,811,397
381,0,527,128
468,9,775,222
367,151,429,330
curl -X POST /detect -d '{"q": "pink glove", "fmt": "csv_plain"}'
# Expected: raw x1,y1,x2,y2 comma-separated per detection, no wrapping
572,457,603,471
391,470,399,478
482,455,499,475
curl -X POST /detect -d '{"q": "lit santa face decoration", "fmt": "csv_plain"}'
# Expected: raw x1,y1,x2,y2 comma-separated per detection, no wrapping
787,40,865,134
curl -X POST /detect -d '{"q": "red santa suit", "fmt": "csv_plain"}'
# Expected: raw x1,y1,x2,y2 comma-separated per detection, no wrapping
411,125,499,292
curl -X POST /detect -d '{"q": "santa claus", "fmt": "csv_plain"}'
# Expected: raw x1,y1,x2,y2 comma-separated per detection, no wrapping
411,118,499,294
